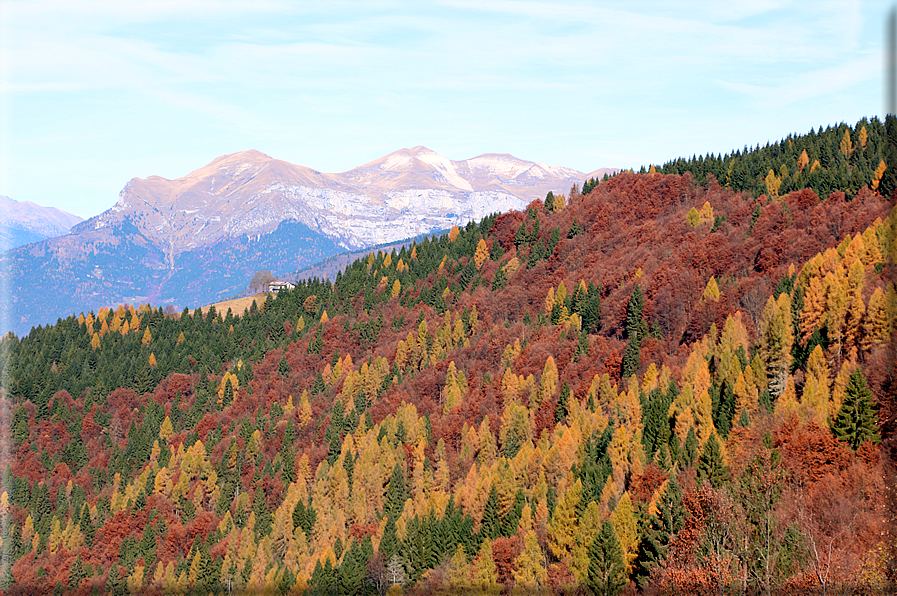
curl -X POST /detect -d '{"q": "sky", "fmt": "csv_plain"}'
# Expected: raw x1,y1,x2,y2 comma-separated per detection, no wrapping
0,0,888,219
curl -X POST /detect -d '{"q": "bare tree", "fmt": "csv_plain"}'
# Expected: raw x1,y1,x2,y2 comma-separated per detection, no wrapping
249,270,276,294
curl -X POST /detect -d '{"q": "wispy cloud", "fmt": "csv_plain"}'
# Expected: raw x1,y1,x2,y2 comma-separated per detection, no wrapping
0,0,884,216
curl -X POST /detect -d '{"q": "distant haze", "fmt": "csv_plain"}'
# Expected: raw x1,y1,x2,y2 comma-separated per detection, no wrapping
0,196,83,251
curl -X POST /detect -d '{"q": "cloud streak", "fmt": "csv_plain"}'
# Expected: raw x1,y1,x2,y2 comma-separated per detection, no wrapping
0,0,884,217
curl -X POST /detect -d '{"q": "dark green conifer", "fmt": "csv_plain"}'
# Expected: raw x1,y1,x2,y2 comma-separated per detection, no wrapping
633,478,685,588
587,521,627,596
383,464,408,521
479,485,501,540
682,428,699,468
568,217,585,238
338,539,364,595
696,433,728,488
380,515,399,562
556,381,571,422
106,564,126,596
832,369,881,450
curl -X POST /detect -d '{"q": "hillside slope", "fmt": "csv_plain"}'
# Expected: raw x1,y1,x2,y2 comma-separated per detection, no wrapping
1,148,588,336
1,150,894,595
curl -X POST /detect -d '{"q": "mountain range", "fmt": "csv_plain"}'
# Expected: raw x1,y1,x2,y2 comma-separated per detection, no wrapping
2,147,607,335
0,195,82,251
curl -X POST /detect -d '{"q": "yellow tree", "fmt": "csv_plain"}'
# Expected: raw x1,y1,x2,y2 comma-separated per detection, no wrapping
513,530,548,593
536,356,558,405
839,128,853,157
501,368,521,403
297,391,312,427
610,492,638,574
797,149,810,172
548,479,582,562
474,238,489,269
544,287,556,316
802,345,831,427
442,361,467,414
759,293,794,398
668,385,697,444
862,287,890,351
824,272,849,361
499,401,532,458
801,275,826,341
159,416,174,443
830,359,856,419
765,169,782,197
872,160,887,192
570,500,603,581
844,293,865,362
702,277,720,301
471,540,501,594
445,543,471,591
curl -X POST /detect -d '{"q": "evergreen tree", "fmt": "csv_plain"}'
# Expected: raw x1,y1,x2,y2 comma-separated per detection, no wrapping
380,515,399,563
68,554,87,590
682,427,699,468
383,464,408,521
625,285,645,340
832,369,881,450
338,539,365,596
587,521,627,596
696,433,728,488
621,338,641,379
106,564,126,596
880,114,897,199
479,485,501,540
633,478,685,588
556,381,571,422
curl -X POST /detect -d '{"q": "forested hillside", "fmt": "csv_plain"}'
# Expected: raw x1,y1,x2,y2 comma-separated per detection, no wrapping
0,122,896,595
582,117,891,203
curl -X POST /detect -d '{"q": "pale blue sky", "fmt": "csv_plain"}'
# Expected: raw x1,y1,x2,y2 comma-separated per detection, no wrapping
0,0,886,219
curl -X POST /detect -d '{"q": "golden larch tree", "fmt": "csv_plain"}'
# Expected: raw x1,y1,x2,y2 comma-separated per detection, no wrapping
800,275,826,341
513,530,548,591
797,149,810,172
839,128,853,157
610,492,639,574
759,293,794,398
862,287,890,350
536,356,558,405
702,276,720,301
765,169,782,198
548,479,582,561
474,238,489,269
802,345,831,427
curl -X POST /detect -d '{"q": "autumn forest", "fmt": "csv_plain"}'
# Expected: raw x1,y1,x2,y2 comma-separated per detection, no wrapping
0,117,896,595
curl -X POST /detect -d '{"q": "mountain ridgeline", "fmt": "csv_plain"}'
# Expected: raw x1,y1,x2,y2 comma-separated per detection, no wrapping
0,147,594,336
0,122,896,595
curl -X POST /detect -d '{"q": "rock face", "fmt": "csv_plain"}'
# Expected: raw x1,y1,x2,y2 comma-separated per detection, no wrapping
87,147,588,257
2,147,603,335
0,195,83,251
